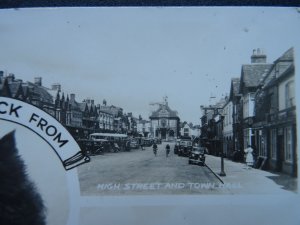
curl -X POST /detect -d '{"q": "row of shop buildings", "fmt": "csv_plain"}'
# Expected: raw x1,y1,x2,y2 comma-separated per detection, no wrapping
0,72,146,139
200,48,297,177
0,71,200,142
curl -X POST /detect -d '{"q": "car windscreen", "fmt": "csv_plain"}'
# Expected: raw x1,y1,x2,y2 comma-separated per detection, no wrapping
193,147,205,153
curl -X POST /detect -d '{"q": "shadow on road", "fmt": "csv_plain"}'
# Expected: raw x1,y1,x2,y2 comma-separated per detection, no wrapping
266,173,298,193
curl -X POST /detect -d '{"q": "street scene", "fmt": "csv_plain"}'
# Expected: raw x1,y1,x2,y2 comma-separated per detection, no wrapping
0,7,300,225
78,142,296,195
0,37,298,195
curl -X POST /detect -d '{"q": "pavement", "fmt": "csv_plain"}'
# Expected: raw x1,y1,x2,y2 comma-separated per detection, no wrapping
205,154,298,194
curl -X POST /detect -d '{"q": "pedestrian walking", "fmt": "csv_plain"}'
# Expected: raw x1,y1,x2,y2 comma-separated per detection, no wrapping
166,144,170,157
153,143,158,156
244,145,254,169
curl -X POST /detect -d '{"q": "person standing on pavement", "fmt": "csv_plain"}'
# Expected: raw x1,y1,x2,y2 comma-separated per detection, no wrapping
166,144,170,157
244,145,254,169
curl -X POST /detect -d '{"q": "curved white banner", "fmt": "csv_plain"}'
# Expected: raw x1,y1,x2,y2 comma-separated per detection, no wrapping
0,96,90,170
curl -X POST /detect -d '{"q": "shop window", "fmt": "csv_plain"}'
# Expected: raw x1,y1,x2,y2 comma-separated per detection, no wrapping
271,129,277,159
259,132,267,157
284,127,293,162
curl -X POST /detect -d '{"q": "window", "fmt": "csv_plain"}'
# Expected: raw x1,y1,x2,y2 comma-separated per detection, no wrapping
184,128,189,136
243,96,249,118
243,129,250,149
249,93,255,117
259,134,267,157
285,81,295,108
284,127,293,162
271,129,277,159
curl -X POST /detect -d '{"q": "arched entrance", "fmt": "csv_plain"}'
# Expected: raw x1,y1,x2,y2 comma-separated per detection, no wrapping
160,128,167,140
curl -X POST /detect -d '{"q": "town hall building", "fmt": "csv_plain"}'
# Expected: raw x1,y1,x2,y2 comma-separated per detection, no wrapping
149,97,180,140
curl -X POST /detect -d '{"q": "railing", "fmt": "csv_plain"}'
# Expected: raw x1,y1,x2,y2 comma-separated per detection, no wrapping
267,106,296,123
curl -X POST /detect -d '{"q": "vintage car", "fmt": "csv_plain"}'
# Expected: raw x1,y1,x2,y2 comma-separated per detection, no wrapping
142,138,154,147
188,146,206,166
77,139,107,155
177,140,193,157
130,139,139,149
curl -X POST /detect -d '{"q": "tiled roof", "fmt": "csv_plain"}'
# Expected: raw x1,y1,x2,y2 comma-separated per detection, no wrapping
265,63,294,89
241,64,272,88
98,108,114,115
69,98,81,111
261,48,294,88
78,102,88,112
150,104,179,118
0,78,12,97
8,82,22,97
26,82,53,103
275,47,294,62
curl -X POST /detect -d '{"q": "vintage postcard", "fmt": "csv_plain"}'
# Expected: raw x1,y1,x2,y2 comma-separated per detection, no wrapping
0,6,299,225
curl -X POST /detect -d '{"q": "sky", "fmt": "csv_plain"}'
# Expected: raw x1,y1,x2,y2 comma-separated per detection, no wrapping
0,7,299,124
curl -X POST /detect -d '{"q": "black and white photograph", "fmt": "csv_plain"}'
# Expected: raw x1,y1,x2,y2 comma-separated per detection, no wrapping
0,6,299,225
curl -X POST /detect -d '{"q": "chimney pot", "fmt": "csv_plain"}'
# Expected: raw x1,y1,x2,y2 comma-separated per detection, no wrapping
70,93,75,101
34,77,42,86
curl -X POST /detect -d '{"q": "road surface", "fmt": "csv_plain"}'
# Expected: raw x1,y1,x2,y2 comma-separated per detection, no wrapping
78,142,234,195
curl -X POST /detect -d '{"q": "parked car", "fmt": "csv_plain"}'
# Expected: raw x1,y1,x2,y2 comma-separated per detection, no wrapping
77,139,106,155
177,140,193,157
142,138,153,147
130,139,139,149
188,146,206,166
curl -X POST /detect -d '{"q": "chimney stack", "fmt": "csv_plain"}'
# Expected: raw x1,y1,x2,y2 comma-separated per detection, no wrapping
34,77,42,86
251,48,267,63
51,83,61,91
70,94,75,102
7,73,15,83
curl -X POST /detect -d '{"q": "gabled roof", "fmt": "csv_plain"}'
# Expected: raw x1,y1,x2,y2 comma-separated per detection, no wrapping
0,78,12,97
9,81,24,98
79,102,88,112
241,64,272,88
229,77,240,100
239,63,272,95
275,47,294,62
26,82,53,103
260,48,294,89
69,98,81,111
150,104,179,118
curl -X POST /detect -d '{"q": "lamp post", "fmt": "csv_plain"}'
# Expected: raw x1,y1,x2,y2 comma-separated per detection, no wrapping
219,115,226,176
201,105,226,176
